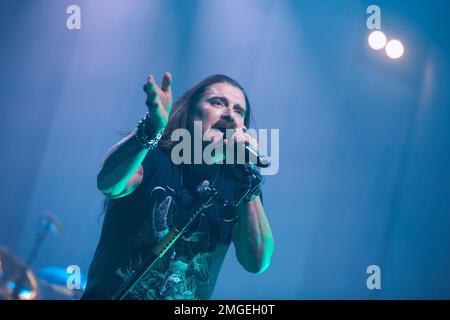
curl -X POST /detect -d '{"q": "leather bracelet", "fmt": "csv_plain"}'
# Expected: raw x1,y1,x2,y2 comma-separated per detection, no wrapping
135,113,164,149
242,166,264,202
244,182,263,202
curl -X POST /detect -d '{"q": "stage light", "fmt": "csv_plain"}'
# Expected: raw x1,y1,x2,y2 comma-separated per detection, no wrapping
385,39,404,59
368,30,387,50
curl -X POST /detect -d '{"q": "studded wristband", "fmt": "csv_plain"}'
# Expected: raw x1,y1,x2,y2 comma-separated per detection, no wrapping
135,112,164,149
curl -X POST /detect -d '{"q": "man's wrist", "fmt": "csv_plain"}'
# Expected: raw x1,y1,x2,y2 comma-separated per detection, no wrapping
244,184,263,203
135,112,164,149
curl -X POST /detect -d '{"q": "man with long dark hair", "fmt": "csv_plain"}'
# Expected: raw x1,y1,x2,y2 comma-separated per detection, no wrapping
82,73,274,300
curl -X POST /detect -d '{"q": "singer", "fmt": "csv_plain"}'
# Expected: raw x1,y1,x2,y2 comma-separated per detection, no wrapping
82,73,274,300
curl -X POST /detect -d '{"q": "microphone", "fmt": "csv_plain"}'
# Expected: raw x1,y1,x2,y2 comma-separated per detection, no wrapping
214,124,271,168
243,143,271,168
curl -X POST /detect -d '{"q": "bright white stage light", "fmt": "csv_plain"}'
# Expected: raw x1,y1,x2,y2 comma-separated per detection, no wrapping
385,39,404,59
368,30,387,50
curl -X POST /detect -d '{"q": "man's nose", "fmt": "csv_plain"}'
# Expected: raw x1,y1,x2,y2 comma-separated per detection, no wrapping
221,107,237,124
221,113,236,126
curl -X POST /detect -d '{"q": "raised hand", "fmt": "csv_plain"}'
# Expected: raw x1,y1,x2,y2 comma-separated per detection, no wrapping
143,72,173,131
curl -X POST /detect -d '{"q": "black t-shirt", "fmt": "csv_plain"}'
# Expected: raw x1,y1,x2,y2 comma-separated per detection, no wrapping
82,148,244,300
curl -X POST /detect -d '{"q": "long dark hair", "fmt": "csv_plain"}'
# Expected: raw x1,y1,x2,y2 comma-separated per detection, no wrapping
158,74,252,150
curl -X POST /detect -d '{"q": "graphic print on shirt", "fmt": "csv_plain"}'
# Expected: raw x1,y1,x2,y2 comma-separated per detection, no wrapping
115,186,214,300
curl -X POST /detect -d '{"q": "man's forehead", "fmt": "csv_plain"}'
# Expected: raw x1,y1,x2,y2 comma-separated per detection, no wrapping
205,83,246,106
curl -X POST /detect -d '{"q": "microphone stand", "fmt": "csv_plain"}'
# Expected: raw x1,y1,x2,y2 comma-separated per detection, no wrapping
12,215,58,299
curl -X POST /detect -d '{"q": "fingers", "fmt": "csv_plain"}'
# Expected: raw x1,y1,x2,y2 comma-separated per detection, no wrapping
143,73,172,94
143,75,158,110
142,75,151,94
161,72,172,93
161,72,173,113
226,128,258,151
143,75,155,98
143,72,173,110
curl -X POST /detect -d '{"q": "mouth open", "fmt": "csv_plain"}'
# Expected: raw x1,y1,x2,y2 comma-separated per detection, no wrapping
213,126,227,135
212,123,236,136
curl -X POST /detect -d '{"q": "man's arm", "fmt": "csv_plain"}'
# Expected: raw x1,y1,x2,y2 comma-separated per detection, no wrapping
97,72,172,199
232,196,274,274
96,128,148,198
